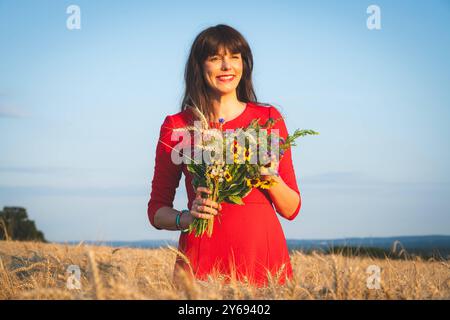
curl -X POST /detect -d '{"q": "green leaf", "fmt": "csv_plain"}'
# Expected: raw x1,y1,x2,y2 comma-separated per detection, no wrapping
240,186,252,198
281,129,320,150
187,163,206,178
186,164,197,174
227,195,244,205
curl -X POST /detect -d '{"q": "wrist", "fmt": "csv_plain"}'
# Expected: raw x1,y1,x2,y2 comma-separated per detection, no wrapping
179,209,192,231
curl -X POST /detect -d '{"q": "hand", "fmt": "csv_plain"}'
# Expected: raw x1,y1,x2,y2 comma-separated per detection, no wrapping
189,186,222,220
259,158,280,181
260,173,281,182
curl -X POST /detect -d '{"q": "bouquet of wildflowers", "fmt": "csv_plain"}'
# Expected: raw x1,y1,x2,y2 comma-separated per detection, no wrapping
169,107,318,237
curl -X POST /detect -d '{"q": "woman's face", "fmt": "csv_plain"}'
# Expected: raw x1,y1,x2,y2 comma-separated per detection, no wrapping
203,48,243,96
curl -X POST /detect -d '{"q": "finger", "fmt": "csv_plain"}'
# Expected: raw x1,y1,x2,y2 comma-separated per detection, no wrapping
199,198,220,209
191,201,200,212
191,201,217,215
195,193,203,200
195,204,218,216
190,211,214,220
196,187,212,196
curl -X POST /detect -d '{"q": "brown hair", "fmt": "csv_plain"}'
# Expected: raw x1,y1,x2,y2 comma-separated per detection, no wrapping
181,24,258,124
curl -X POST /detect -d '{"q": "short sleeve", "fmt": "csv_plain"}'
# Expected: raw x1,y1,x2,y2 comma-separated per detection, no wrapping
147,115,183,229
269,106,302,220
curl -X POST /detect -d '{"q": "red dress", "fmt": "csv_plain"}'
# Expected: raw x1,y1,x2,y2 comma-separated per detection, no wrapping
147,101,301,287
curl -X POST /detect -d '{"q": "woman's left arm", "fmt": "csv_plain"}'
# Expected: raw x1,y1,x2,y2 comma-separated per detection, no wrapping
265,175,301,219
265,106,302,220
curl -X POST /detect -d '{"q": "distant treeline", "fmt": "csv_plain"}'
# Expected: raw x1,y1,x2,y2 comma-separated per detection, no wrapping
0,207,46,242
286,236,450,260
289,246,449,260
62,238,450,261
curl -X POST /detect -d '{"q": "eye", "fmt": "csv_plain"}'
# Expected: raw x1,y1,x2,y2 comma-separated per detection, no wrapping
209,56,219,61
232,55,240,59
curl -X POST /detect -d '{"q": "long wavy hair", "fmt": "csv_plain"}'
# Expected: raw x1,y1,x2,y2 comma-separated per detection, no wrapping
181,24,258,126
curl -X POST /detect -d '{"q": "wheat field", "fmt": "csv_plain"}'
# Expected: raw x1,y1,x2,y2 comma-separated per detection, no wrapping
0,240,449,300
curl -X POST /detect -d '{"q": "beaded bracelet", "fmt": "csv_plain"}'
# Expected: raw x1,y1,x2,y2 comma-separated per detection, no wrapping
176,209,190,233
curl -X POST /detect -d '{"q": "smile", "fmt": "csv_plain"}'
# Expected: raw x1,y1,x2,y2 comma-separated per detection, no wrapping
216,75,235,82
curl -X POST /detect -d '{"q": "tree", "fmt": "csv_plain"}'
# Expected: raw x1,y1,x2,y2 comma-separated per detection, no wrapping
0,206,46,242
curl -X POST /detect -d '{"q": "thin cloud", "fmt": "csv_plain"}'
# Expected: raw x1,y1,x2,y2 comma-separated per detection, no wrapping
0,165,132,174
0,166,79,174
301,171,372,185
0,185,148,198
0,104,29,118
301,171,450,187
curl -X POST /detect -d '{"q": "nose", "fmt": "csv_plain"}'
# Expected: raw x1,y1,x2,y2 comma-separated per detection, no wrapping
221,57,232,70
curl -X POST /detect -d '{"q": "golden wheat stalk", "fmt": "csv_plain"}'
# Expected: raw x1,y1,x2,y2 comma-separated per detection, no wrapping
87,250,105,300
0,218,10,241
1,241,449,300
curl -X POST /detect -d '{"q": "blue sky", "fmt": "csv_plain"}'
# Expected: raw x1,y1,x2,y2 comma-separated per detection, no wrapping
1,0,449,242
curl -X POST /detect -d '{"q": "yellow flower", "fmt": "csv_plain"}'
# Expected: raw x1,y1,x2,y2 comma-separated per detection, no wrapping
230,143,242,156
224,171,232,182
259,179,278,189
206,167,216,179
246,178,261,188
243,147,253,162
230,143,243,164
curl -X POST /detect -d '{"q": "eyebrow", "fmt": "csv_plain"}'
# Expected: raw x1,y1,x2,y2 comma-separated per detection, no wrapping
210,52,241,57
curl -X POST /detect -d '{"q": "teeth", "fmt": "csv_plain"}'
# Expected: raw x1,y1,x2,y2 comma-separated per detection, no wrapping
218,75,234,80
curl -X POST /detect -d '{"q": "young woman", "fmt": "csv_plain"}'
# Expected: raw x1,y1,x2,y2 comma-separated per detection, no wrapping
147,24,301,287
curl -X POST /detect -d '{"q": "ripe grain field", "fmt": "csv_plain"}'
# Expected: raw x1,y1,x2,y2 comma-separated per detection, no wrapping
0,240,449,300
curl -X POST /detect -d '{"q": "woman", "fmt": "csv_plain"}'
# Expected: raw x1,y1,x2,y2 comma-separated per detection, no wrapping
147,24,301,287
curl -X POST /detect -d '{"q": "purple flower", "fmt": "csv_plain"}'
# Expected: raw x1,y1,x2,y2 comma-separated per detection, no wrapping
219,118,225,124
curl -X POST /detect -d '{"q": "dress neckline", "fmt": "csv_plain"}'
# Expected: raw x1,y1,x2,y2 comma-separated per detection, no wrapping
209,101,250,129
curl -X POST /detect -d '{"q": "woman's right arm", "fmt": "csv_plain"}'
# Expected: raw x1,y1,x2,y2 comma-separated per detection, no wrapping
147,115,184,230
148,115,221,231
154,188,222,230
154,206,192,230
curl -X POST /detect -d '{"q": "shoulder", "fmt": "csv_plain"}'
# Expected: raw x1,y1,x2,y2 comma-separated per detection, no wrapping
159,108,195,129
157,109,194,153
248,102,290,139
247,101,286,121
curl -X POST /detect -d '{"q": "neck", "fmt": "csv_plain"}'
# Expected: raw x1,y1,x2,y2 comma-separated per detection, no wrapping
208,91,245,123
